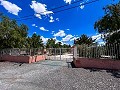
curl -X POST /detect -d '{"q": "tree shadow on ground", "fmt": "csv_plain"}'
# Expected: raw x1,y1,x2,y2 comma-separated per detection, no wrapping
70,61,120,78
84,68,120,78
84,68,102,72
0,60,24,66
106,70,120,78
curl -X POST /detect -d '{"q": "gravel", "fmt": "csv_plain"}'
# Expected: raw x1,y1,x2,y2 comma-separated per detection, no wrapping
0,60,120,90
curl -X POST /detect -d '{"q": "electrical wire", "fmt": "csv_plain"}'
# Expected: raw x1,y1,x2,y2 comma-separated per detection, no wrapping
16,0,99,21
17,0,84,19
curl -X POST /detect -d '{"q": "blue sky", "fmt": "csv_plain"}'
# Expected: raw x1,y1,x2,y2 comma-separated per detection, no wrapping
0,0,119,45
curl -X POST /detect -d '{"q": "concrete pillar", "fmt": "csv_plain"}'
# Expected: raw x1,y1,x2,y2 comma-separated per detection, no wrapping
73,46,77,58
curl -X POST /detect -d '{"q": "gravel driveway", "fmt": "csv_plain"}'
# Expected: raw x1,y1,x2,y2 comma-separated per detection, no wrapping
0,60,120,90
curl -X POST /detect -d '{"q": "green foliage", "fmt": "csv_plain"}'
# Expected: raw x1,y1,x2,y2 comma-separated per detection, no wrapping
46,38,71,48
0,15,44,49
62,44,71,48
27,33,43,48
46,38,56,48
94,2,120,59
74,34,95,45
94,2,120,44
0,16,28,48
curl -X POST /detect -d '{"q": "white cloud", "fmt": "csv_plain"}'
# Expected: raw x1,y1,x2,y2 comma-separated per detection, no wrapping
70,36,79,41
53,37,64,45
79,0,89,9
80,2,84,9
53,37,60,43
35,13,42,19
51,31,55,34
50,16,53,19
40,27,49,31
0,0,22,15
98,41,105,45
32,24,36,26
30,1,53,19
49,16,54,22
32,24,38,27
53,30,66,37
56,18,59,21
49,17,59,22
109,29,120,36
66,29,70,31
33,32,36,34
64,0,72,4
49,19,54,22
41,36,49,43
91,34,103,42
91,34,106,45
92,29,120,44
62,34,73,42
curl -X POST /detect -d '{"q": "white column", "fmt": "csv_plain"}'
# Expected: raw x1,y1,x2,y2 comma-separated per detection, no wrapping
73,46,77,58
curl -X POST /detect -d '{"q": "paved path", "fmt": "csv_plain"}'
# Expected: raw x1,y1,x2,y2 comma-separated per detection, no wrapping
0,60,120,90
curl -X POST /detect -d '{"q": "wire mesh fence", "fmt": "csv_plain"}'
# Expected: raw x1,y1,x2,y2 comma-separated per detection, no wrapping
0,48,45,56
76,44,120,60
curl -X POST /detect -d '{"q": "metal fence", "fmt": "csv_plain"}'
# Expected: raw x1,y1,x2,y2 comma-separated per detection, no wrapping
0,48,44,56
46,48,73,60
76,44,120,60
0,48,74,61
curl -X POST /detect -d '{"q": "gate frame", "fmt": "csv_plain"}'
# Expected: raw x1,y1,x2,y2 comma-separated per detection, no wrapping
46,48,73,61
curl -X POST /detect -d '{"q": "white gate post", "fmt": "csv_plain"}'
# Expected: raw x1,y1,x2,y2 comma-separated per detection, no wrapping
73,46,77,58
60,48,61,60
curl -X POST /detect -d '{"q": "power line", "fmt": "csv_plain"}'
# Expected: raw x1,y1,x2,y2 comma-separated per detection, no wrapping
16,0,84,19
17,0,99,21
16,0,99,21
53,0,99,14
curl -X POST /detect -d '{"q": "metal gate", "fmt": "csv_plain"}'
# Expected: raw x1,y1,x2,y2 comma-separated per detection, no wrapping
46,48,73,61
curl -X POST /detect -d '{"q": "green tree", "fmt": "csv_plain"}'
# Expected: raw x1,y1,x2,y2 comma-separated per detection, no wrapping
0,16,28,48
94,2,120,43
55,42,62,48
62,44,71,48
74,34,95,45
94,2,120,59
46,38,56,48
28,33,43,48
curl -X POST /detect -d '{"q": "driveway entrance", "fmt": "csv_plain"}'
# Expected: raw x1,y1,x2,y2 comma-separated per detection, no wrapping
46,48,73,61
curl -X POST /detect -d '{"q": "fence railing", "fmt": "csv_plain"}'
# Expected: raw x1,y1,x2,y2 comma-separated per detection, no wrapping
0,48,73,56
76,44,120,60
0,48,44,56
46,48,73,55
46,48,73,60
